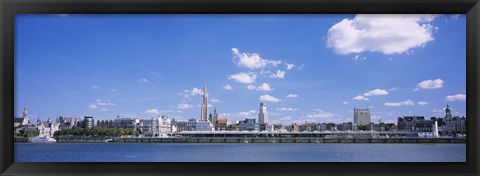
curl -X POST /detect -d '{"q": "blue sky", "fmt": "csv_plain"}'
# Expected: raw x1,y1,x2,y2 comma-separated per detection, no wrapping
15,14,466,124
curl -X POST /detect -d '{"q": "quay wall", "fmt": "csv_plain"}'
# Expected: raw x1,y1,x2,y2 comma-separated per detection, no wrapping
112,137,466,144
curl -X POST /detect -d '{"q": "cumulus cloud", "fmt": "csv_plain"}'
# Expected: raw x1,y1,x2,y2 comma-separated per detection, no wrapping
363,89,389,96
389,87,400,91
177,103,193,109
384,99,415,107
445,94,466,101
256,83,273,91
415,79,444,90
306,109,336,118
138,78,150,83
353,55,367,61
327,14,437,55
276,107,299,111
260,95,282,102
211,99,220,103
231,48,282,69
223,84,233,90
353,95,369,101
418,101,428,106
228,72,257,84
343,101,349,105
271,70,285,79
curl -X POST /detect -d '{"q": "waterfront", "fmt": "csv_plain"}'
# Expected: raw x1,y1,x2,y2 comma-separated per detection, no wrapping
15,143,465,162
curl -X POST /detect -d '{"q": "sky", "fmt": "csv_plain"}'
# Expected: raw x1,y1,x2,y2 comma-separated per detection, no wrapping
14,14,466,125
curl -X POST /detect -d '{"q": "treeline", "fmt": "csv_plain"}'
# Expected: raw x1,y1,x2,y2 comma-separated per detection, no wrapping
16,130,40,138
53,126,141,138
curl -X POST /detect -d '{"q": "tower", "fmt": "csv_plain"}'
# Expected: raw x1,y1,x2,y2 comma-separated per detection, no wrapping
258,103,268,124
201,82,208,121
22,107,29,125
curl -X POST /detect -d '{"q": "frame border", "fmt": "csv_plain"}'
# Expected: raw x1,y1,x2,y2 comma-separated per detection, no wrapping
1,0,479,175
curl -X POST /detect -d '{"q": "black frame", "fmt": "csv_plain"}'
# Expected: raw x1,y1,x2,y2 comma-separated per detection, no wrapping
1,0,479,175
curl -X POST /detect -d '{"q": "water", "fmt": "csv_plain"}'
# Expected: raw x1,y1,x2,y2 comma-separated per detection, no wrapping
15,143,465,162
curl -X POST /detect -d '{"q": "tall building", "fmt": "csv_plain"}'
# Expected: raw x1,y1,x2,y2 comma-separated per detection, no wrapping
83,116,94,129
258,103,268,124
208,108,219,126
200,82,208,121
353,108,371,125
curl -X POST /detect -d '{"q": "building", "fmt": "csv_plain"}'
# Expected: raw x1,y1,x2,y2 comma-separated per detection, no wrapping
138,118,158,137
57,116,80,130
36,117,59,138
83,116,94,129
258,103,268,124
208,109,219,127
215,119,228,131
97,120,114,128
353,108,371,125
397,115,425,131
237,118,256,131
14,107,31,129
113,116,136,130
416,120,439,138
200,82,208,122
443,105,466,134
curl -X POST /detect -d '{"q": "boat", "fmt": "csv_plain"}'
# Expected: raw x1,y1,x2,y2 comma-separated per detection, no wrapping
29,136,56,143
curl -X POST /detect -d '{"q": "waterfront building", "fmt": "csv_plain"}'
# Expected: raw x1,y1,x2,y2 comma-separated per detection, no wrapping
157,116,173,137
97,120,114,128
443,105,466,134
258,103,268,124
57,116,80,130
336,122,354,131
83,116,94,129
215,119,228,131
200,82,208,122
208,109,219,127
172,121,187,132
416,120,439,138
237,118,256,131
138,118,158,137
36,117,59,138
113,116,136,130
353,108,371,125
397,115,425,131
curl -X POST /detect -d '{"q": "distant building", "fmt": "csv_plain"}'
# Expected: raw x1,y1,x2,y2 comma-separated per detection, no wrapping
336,122,354,131
14,107,31,128
397,115,425,131
83,116,94,129
353,108,371,125
258,103,268,124
36,117,59,138
443,105,466,134
208,109,219,127
200,82,208,122
57,116,80,130
237,118,256,131
215,119,228,131
97,120,114,128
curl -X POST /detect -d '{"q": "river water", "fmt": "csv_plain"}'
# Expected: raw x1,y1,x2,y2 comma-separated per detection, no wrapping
15,143,465,162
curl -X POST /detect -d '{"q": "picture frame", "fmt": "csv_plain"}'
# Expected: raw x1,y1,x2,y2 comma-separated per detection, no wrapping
1,0,479,175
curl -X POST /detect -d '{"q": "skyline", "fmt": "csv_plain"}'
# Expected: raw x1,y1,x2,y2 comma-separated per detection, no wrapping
15,14,466,124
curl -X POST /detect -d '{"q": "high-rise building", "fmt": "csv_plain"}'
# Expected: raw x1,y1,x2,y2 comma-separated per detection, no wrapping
83,116,94,129
200,82,208,121
353,108,371,125
258,103,268,124
22,107,29,126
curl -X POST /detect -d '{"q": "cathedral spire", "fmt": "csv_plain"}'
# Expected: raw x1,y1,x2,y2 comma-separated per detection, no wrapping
201,82,208,121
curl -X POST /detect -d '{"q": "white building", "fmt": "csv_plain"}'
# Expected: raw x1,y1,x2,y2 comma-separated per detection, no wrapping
36,117,59,138
354,108,371,125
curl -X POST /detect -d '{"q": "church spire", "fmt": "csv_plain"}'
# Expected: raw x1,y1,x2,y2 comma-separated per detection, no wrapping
201,82,208,121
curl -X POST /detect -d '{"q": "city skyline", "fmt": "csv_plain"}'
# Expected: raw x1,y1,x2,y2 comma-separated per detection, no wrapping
15,14,466,124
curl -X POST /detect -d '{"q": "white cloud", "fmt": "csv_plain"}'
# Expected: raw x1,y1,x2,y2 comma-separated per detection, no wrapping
145,109,161,116
177,103,193,109
363,89,389,96
353,95,369,101
260,95,282,102
342,101,349,105
271,70,285,79
445,94,466,101
306,109,336,118
433,108,444,113
248,110,256,113
418,101,428,106
238,112,251,116
276,107,299,111
286,63,295,70
231,48,282,69
247,85,256,90
87,99,115,110
415,79,444,90
228,72,257,84
327,14,436,55
138,78,150,83
256,83,273,91
91,85,99,89
211,99,220,103
182,87,204,98
87,104,98,109
384,99,415,107
223,84,233,90
286,94,299,98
